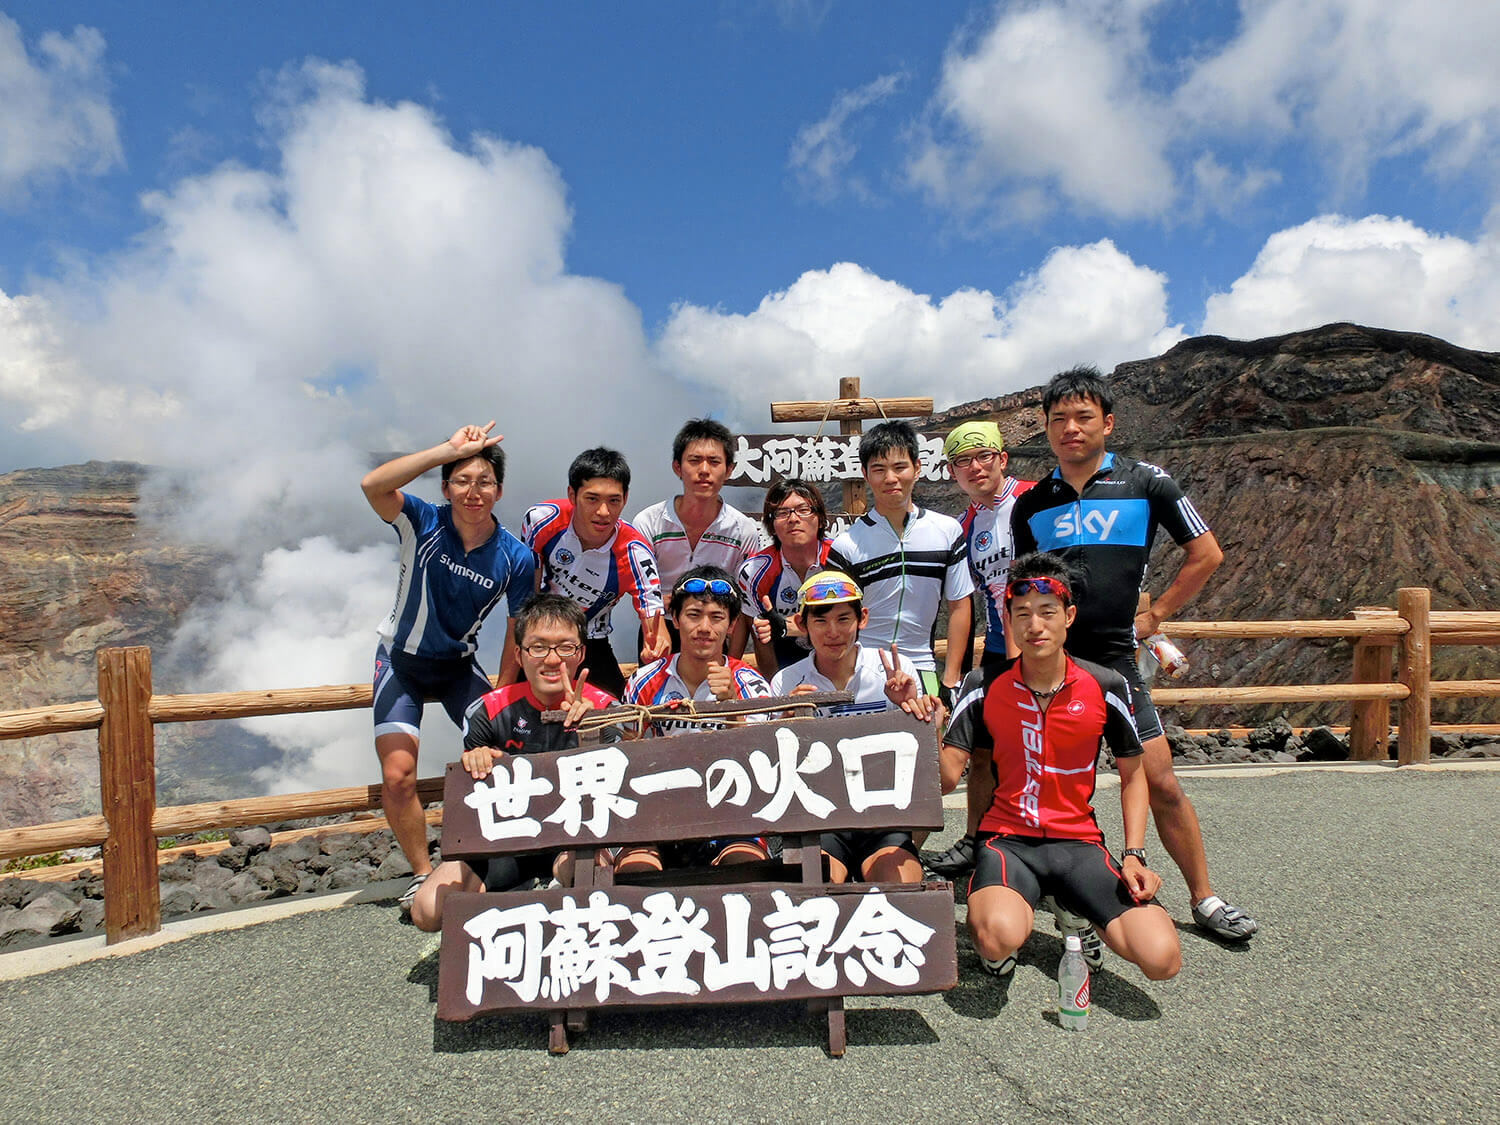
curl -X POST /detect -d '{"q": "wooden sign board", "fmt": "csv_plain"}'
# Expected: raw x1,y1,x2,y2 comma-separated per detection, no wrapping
726,433,950,487
437,881,957,1020
440,710,944,859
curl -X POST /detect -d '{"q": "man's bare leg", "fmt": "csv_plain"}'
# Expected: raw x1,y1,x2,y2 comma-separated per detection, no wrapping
1139,734,1211,901
864,846,923,884
1101,904,1181,981
376,732,432,877
410,860,481,932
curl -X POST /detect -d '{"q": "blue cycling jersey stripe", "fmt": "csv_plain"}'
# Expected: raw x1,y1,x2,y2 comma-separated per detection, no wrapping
1030,497,1151,550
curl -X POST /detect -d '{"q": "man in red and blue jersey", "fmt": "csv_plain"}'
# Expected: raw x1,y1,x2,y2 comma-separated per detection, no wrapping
1010,366,1255,941
942,553,1180,983
362,421,536,906
617,565,773,874
522,447,670,699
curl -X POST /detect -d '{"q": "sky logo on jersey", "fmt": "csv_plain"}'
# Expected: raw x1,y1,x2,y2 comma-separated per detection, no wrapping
1033,499,1150,549
974,529,994,553
555,548,575,566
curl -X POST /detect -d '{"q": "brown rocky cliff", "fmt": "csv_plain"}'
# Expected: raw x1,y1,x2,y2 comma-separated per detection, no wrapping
0,462,228,827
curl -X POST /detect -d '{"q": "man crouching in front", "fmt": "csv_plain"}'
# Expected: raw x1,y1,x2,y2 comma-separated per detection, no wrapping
941,552,1180,981
409,594,620,932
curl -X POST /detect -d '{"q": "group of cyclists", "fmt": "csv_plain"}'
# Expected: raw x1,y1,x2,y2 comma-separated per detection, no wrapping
360,365,1257,986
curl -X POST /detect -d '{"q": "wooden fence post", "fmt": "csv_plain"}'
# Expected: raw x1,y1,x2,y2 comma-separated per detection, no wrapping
1396,588,1431,766
838,376,867,519
98,646,160,942
1349,607,1394,760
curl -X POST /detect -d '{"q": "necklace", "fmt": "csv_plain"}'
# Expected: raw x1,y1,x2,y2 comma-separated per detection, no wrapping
1027,677,1065,701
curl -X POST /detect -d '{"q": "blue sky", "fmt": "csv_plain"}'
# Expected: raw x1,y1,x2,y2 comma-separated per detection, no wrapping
5,1,1500,784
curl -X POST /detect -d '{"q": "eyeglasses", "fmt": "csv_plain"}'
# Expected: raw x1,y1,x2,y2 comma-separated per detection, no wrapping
800,577,861,605
949,450,999,471
771,504,815,522
1004,576,1071,603
448,475,498,492
522,640,583,660
678,577,735,596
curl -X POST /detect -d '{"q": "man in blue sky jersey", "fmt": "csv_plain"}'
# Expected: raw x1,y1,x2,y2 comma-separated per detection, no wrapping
1011,368,1257,942
361,421,535,911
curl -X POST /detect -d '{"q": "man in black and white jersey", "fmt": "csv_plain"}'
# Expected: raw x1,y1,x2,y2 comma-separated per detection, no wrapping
827,420,974,702
1010,366,1256,942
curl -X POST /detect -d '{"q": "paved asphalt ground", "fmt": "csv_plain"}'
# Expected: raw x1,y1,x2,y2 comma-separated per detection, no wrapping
1,765,1496,1124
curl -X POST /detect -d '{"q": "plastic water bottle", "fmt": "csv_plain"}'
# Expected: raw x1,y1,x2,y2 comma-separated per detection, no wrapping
1058,933,1090,1030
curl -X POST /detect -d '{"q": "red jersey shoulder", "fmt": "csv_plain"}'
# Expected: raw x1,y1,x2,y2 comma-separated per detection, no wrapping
523,499,572,546
477,682,533,719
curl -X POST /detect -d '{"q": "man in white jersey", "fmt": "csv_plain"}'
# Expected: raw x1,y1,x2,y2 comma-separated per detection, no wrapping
926,420,1034,880
771,570,940,884
632,419,764,656
827,420,974,702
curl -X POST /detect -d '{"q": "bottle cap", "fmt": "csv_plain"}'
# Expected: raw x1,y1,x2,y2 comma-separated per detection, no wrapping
1064,934,1082,951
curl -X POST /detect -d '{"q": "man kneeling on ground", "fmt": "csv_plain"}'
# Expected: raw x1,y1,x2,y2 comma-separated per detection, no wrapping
771,569,940,884
410,595,620,932
941,552,1180,982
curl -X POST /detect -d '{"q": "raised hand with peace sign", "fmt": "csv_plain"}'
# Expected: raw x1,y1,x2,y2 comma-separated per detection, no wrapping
881,641,938,722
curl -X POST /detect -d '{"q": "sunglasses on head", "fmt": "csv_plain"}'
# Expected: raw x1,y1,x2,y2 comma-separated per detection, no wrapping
678,577,735,596
1005,576,1071,603
800,578,861,605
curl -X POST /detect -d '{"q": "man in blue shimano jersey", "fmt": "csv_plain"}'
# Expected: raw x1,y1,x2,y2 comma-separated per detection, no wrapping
362,421,535,912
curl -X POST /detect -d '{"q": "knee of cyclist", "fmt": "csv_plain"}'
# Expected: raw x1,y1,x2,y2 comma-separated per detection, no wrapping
1148,774,1187,810
968,908,1028,958
1138,936,1181,981
381,760,417,793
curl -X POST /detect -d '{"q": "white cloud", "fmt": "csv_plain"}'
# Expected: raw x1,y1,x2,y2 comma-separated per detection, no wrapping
790,72,904,201
1178,1,1500,197
1201,214,1500,347
657,242,1184,419
0,60,696,790
1190,153,1281,218
909,1,1500,226
167,535,405,794
908,1,1175,221
0,13,121,200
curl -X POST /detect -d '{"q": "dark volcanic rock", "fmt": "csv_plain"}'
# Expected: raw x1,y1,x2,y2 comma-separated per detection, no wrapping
1302,727,1350,761
923,323,1500,728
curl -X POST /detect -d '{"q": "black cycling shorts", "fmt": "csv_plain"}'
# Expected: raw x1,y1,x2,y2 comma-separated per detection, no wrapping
968,832,1152,929
464,852,555,892
821,829,918,878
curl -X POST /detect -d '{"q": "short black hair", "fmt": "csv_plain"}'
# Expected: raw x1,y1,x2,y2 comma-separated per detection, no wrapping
858,420,921,470
513,594,586,646
762,478,829,544
669,564,742,620
672,418,735,466
1041,365,1114,417
441,445,505,486
568,447,631,494
1004,552,1078,606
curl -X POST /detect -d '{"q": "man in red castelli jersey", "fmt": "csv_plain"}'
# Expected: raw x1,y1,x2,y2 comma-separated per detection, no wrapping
940,552,1180,982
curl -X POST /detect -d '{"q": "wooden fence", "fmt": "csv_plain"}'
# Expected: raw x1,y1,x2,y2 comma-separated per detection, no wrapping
0,587,1495,946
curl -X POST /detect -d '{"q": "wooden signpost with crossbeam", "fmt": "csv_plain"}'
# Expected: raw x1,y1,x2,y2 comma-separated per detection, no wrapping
736,377,933,518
